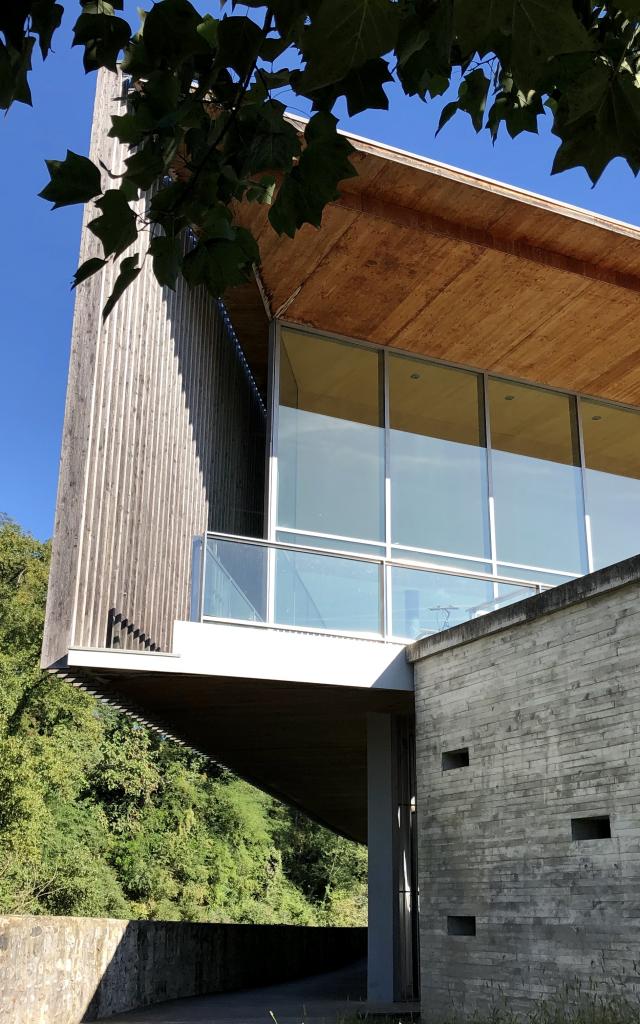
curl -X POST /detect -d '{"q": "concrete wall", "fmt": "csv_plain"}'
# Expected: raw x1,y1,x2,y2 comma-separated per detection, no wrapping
0,916,366,1024
408,555,640,1021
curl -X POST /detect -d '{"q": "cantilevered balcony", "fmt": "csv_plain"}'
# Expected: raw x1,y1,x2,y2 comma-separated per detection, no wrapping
193,532,549,643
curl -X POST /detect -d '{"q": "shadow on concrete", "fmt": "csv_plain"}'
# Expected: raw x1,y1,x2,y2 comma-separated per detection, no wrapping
78,922,367,1023
96,959,368,1024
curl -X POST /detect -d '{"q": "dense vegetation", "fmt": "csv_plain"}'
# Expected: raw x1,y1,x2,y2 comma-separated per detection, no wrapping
0,515,367,924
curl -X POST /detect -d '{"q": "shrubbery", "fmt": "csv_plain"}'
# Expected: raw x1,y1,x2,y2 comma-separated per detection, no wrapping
0,516,367,924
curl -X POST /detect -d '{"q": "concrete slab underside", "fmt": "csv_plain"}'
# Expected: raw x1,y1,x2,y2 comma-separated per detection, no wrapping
95,961,368,1023
68,666,412,842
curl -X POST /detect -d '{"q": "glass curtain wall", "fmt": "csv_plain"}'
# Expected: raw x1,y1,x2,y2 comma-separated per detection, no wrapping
273,325,640,638
581,400,640,569
277,327,384,547
488,379,587,575
388,356,493,637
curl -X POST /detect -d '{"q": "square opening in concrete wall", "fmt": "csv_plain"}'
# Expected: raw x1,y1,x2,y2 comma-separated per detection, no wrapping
447,915,476,936
571,815,611,840
442,748,470,771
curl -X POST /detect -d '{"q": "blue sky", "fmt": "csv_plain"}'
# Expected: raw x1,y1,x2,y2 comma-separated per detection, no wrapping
1,5,639,541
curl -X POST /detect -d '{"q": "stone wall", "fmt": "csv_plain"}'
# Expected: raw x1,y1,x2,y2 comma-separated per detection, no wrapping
0,916,366,1023
408,555,640,1021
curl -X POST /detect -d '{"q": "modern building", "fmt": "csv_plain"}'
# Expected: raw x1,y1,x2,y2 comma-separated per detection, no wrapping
43,70,640,1018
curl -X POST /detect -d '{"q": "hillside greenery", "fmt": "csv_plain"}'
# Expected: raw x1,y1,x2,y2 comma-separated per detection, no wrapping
0,515,367,925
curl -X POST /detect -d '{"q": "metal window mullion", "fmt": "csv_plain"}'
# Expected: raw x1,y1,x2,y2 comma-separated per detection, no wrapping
199,534,208,622
266,320,280,543
575,394,595,574
276,524,385,550
483,373,500,599
383,348,392,561
266,545,276,625
383,349,392,636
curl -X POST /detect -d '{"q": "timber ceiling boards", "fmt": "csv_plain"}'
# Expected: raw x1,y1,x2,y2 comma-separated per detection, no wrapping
231,123,640,409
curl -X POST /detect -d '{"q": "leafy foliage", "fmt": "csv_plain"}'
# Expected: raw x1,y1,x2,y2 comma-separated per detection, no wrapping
0,516,367,924
5,1,640,317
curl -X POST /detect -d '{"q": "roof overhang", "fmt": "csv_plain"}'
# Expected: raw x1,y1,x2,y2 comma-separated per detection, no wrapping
227,117,640,407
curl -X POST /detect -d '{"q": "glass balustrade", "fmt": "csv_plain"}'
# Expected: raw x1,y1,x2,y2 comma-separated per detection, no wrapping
200,534,542,642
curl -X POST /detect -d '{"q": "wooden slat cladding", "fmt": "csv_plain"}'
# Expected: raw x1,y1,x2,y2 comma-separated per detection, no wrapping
42,70,265,666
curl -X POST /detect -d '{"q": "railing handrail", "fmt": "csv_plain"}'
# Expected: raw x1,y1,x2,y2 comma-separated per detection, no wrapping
204,530,553,592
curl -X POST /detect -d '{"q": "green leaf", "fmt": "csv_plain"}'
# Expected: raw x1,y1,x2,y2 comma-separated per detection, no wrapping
259,36,289,62
142,0,209,65
216,16,264,77
617,0,640,14
0,8,29,51
197,14,218,49
142,70,182,119
72,12,132,73
305,58,393,117
182,230,258,296
124,144,165,190
297,0,399,93
72,257,107,289
242,100,301,173
487,83,544,141
103,255,141,320
457,67,490,131
30,0,64,60
437,100,459,134
39,150,102,208
88,190,138,257
437,69,490,133
269,111,357,237
149,234,182,289
396,0,453,99
552,65,640,183
245,175,276,205
120,28,152,77
0,37,34,109
109,108,155,145
454,0,593,88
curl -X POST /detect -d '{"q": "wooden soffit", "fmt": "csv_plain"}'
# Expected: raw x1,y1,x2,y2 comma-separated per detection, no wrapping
232,121,640,408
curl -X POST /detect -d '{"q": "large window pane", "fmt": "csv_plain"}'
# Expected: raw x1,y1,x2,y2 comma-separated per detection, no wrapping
582,400,640,569
275,549,381,634
204,539,267,621
489,379,587,573
391,567,536,639
391,567,512,639
277,328,384,543
389,357,490,561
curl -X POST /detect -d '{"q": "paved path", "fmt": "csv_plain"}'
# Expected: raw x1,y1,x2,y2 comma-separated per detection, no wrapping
97,960,369,1024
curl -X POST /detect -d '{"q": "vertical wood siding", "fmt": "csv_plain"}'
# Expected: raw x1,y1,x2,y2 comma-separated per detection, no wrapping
43,70,265,665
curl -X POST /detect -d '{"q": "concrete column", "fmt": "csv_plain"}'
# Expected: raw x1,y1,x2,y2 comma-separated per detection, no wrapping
367,712,396,1003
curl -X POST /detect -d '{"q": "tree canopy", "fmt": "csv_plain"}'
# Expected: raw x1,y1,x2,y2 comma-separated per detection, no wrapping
0,515,367,923
3,0,640,316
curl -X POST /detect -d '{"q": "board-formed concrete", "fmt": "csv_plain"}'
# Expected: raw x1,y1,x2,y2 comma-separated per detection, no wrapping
408,554,640,1020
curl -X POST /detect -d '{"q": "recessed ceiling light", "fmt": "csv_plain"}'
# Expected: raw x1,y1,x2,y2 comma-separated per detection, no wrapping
410,373,421,380
504,395,515,401
592,415,602,421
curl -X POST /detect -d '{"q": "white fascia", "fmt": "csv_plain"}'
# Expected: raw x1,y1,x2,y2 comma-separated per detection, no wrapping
67,619,413,693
